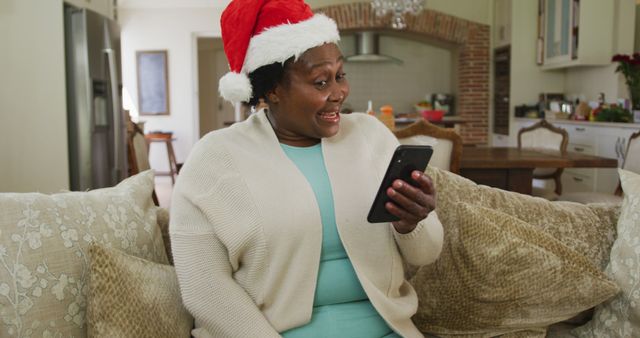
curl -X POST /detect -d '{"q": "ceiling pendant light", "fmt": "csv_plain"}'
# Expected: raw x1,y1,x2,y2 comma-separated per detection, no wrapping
371,0,425,30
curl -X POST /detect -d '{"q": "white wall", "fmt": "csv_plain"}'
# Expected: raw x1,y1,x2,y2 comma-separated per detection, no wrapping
564,65,626,104
425,0,492,25
119,6,224,172
636,5,640,51
308,0,492,25
0,0,70,193
493,0,511,48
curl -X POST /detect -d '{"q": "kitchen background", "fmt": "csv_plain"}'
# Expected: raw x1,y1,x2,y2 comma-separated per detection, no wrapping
338,33,453,115
1,0,639,193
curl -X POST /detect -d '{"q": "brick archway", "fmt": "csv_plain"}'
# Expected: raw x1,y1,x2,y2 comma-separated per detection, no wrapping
316,3,490,145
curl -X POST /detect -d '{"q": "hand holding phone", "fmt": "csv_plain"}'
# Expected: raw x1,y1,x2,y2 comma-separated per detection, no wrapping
367,145,433,223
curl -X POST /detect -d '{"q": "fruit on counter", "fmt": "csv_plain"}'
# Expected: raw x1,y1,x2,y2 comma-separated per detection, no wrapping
575,102,591,121
415,101,432,112
589,105,602,122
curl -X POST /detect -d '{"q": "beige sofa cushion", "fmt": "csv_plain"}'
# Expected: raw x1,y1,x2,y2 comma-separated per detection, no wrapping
87,243,192,337
0,171,168,337
573,169,640,337
412,202,619,337
408,168,621,336
425,167,619,270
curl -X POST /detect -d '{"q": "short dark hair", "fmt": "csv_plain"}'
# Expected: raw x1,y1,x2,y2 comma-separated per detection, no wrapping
247,57,294,106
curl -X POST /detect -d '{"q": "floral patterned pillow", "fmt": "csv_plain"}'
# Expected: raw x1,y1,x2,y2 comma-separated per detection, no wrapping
0,170,168,338
573,169,640,337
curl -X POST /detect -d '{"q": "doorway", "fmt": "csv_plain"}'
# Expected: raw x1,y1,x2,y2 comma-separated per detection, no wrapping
196,37,235,137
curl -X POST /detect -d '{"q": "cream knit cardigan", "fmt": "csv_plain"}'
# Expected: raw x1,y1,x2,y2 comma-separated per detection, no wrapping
169,111,443,338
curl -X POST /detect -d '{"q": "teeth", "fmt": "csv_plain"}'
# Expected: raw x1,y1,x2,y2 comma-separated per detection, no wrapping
321,112,337,117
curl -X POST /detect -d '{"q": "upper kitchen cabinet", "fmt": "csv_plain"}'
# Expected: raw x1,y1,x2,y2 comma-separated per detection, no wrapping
539,0,615,69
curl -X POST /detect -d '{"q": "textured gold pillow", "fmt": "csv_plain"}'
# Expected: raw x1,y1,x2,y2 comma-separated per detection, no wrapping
87,242,193,337
426,167,619,271
411,202,619,337
573,169,640,337
0,170,167,337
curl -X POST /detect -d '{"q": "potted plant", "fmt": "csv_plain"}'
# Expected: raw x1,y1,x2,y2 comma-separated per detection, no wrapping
612,53,640,122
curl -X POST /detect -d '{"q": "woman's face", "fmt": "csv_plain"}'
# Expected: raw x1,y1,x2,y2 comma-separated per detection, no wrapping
267,43,349,147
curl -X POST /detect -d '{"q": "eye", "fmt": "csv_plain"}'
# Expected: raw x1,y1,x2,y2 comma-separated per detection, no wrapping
315,80,328,88
337,72,347,81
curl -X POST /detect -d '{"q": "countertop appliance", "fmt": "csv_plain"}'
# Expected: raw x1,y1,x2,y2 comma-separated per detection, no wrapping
64,5,126,191
431,93,455,116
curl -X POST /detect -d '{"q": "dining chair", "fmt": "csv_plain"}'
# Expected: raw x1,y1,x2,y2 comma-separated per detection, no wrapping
559,130,640,204
518,119,569,200
127,117,159,206
393,119,463,174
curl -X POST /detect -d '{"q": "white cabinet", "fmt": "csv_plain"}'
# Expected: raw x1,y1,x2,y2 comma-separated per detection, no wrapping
540,0,615,69
560,123,636,193
593,127,633,193
563,170,595,193
514,118,640,193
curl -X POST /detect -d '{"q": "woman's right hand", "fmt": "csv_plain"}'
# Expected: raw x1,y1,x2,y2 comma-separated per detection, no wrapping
385,170,436,234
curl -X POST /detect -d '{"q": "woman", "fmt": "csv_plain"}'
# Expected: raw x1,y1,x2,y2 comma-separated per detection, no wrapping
169,0,444,337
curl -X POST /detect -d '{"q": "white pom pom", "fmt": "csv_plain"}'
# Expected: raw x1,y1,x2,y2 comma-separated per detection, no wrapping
219,71,252,103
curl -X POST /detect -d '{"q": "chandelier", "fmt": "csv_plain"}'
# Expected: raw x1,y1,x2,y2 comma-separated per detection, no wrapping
371,0,425,30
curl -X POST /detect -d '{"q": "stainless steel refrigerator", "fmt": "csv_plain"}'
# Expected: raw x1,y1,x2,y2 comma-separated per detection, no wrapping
64,5,126,191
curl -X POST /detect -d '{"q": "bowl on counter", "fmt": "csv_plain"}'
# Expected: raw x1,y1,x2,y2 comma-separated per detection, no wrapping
420,109,444,122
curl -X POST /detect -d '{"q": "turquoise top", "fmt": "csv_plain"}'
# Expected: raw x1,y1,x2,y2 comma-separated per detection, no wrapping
279,143,398,338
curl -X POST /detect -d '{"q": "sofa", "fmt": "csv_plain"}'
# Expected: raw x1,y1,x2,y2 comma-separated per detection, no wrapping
1,168,639,338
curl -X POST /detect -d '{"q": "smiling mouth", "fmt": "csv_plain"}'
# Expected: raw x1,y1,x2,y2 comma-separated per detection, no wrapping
317,111,340,123
319,111,338,118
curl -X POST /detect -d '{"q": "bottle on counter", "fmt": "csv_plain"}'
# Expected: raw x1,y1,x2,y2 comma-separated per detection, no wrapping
590,92,606,121
378,105,395,130
366,100,376,116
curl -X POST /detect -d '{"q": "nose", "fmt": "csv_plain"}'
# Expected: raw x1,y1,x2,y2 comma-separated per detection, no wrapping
328,82,348,102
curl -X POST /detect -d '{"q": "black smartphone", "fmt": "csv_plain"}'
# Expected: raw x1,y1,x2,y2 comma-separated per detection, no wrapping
367,145,433,223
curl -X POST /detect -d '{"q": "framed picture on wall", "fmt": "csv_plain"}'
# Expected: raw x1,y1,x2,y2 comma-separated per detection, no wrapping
136,50,170,115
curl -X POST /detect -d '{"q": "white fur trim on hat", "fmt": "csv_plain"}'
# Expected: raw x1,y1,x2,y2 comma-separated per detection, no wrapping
242,14,340,73
219,71,252,103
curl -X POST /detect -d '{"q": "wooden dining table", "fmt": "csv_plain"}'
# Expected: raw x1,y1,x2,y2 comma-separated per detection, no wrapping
459,147,619,194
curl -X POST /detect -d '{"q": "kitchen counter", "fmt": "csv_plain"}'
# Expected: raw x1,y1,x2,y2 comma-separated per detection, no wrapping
395,116,468,130
515,117,640,129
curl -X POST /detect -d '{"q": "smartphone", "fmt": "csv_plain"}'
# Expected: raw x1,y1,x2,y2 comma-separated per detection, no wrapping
367,145,433,223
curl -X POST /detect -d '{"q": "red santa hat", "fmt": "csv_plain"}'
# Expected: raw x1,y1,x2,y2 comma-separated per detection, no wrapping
219,0,340,103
